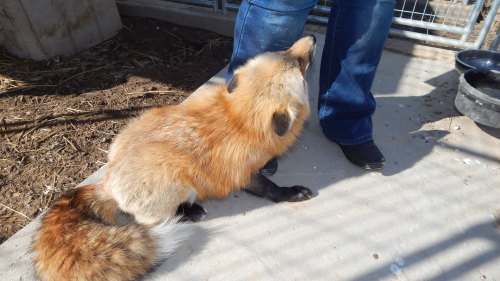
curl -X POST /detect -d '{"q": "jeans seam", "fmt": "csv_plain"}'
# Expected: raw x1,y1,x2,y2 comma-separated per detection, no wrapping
232,4,252,67
320,2,341,123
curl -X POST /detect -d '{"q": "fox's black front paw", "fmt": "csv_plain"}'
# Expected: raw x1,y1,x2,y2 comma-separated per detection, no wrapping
244,173,314,203
282,185,314,202
176,202,207,222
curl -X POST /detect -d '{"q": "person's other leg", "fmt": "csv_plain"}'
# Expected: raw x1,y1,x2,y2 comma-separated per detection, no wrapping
226,0,317,81
319,0,396,170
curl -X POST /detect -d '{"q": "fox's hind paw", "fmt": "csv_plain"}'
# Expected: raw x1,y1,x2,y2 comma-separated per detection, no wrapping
176,202,207,222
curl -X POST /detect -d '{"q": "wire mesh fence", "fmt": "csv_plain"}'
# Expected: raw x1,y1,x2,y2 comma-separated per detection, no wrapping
165,0,500,49
388,0,499,49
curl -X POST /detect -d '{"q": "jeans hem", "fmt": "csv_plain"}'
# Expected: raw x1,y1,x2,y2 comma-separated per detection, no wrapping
323,133,373,146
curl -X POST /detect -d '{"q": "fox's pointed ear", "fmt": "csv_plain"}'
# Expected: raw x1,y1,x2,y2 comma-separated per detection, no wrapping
227,74,238,93
272,110,292,138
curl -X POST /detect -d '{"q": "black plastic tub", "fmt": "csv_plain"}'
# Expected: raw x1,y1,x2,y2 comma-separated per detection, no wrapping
455,69,500,128
455,49,500,74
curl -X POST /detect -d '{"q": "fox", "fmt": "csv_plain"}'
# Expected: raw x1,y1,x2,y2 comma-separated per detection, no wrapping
32,36,316,281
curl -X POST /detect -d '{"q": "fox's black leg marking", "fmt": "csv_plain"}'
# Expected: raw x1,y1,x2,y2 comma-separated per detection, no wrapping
244,173,313,202
176,202,207,222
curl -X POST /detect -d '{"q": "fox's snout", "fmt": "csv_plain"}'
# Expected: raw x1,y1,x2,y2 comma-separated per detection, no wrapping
286,35,316,75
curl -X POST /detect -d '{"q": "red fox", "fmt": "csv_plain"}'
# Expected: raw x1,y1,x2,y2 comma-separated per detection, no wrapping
33,36,316,281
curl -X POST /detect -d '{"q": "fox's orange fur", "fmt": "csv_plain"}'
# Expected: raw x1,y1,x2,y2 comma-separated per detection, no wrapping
33,36,316,281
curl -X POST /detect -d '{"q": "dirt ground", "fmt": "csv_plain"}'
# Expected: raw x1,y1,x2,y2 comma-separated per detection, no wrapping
0,17,232,244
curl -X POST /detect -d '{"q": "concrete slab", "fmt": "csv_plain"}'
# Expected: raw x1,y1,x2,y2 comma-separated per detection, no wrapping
1,35,499,281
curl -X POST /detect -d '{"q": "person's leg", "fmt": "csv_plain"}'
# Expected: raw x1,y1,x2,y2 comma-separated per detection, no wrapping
228,0,317,175
319,0,396,170
226,0,317,81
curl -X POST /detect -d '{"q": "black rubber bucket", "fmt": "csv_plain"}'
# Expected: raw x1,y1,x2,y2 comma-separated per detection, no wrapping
455,69,500,128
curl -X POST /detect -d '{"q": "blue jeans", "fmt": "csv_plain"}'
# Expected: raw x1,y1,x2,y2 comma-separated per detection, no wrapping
227,0,396,145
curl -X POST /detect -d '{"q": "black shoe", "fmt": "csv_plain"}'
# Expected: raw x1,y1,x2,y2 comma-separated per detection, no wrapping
338,140,385,170
259,157,278,176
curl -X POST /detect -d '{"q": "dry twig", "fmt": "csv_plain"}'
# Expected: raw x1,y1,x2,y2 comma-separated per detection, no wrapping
125,90,174,95
0,203,31,221
62,136,78,151
60,66,111,83
126,48,161,62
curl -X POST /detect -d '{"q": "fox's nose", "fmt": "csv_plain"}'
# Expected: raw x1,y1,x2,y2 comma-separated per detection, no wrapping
287,36,316,56
309,34,316,45
285,36,316,75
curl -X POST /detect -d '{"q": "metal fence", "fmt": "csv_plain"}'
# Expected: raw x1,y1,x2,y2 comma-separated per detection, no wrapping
166,0,499,49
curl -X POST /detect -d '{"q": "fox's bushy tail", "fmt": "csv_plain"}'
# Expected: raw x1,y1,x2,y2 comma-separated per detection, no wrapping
33,184,192,281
